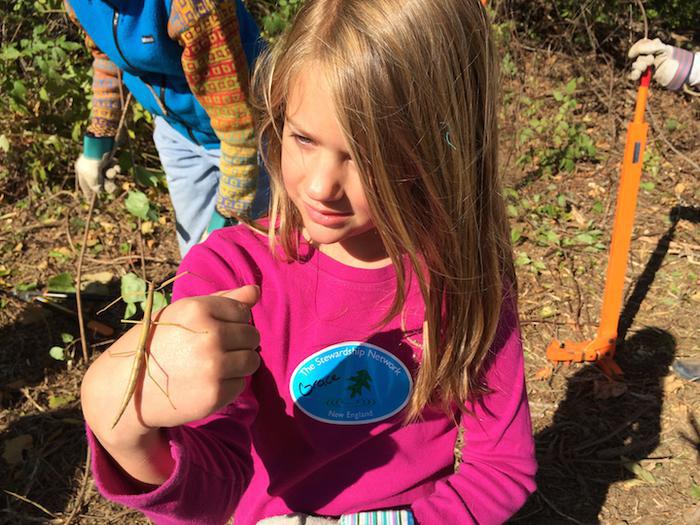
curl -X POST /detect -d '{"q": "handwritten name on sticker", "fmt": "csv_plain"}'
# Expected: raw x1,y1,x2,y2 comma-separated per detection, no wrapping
289,342,412,425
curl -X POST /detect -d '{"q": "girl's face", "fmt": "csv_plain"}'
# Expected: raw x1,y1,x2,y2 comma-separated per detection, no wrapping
281,69,388,267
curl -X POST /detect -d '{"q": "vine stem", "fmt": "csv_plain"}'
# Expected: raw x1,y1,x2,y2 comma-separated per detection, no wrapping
76,192,96,362
74,91,132,361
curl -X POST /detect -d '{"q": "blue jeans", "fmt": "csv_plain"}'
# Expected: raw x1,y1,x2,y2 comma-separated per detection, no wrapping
152,116,269,256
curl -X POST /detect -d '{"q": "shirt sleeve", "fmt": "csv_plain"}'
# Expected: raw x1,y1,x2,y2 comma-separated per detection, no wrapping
168,0,258,219
689,52,700,88
87,240,258,525
64,0,123,138
411,295,538,525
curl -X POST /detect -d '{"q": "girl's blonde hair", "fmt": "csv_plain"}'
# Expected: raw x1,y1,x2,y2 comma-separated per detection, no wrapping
252,0,515,421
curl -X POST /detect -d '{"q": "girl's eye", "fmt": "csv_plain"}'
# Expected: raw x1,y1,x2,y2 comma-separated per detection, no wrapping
292,133,314,146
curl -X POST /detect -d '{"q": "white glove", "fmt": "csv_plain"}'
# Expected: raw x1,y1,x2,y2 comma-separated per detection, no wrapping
75,153,120,200
628,38,697,90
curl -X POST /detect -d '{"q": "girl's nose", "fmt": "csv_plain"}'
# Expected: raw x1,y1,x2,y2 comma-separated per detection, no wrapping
305,155,345,202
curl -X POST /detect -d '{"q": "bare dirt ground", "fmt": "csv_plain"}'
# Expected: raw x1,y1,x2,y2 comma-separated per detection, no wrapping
1,33,699,525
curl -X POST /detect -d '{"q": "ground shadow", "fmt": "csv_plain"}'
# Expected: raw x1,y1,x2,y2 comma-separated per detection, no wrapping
511,205,699,523
0,293,125,523
514,327,675,524
617,205,700,342
1,407,86,522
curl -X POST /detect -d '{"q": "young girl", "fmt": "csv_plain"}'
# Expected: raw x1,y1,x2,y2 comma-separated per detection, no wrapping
80,1,537,523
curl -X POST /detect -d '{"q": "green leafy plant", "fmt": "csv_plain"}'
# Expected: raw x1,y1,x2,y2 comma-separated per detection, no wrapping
49,332,78,362
120,272,167,319
47,272,75,293
125,190,159,222
259,0,304,40
0,0,89,195
517,78,597,178
508,0,699,52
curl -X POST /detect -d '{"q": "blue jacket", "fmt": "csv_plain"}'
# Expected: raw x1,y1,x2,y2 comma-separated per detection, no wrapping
68,0,263,148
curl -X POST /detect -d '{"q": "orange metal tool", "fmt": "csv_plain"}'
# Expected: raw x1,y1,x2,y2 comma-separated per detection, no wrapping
546,68,653,378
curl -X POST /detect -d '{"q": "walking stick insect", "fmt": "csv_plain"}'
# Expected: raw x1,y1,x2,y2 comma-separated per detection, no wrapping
98,272,205,428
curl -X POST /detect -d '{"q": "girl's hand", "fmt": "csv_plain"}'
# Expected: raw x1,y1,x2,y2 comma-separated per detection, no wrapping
81,284,261,451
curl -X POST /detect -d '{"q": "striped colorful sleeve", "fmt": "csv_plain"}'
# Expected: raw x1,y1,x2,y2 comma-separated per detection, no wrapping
339,510,415,525
169,0,258,219
64,0,123,138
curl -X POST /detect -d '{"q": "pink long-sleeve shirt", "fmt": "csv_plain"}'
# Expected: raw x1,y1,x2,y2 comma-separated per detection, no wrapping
87,225,536,524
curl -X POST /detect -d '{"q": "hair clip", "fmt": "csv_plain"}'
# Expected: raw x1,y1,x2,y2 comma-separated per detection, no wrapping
441,121,457,151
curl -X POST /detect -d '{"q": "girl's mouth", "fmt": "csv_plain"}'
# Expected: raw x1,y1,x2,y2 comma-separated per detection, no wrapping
303,203,352,227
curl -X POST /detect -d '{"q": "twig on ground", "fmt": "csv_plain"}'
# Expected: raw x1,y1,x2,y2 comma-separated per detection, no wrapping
19,220,60,234
63,445,92,525
75,92,133,361
20,387,46,412
75,193,97,362
2,490,57,519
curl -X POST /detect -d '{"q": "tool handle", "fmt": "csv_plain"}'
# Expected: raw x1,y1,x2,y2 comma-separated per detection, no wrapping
86,319,115,338
35,296,115,337
633,67,652,125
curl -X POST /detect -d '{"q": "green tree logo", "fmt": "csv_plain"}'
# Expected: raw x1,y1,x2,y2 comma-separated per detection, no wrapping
347,369,372,398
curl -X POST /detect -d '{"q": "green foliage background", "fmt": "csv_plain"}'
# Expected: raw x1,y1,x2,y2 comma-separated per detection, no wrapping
0,0,697,199
0,0,302,198
507,0,699,55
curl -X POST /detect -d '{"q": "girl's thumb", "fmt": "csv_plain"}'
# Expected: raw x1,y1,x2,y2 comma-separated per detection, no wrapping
216,284,261,307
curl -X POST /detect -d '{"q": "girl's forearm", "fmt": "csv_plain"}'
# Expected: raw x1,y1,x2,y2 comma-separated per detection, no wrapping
81,343,176,487
95,427,176,488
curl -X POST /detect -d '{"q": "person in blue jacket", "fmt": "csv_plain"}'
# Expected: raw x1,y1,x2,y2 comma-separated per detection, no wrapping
66,0,268,255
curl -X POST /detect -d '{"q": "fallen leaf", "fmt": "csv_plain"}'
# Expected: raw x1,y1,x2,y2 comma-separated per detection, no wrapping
48,393,75,409
141,221,154,235
51,247,72,258
534,366,553,380
623,459,657,484
570,206,587,226
539,305,555,319
2,434,33,465
81,271,114,284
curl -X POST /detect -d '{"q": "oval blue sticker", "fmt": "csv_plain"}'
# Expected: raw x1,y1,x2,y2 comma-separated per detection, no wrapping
289,342,413,425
